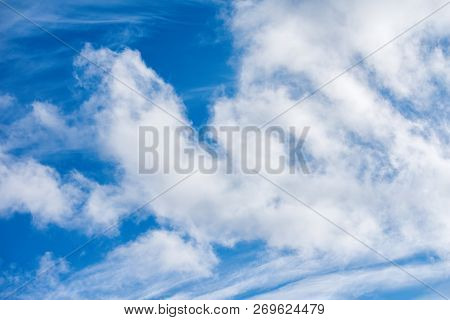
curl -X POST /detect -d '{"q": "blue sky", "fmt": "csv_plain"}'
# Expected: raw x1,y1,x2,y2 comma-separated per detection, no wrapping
1,0,450,299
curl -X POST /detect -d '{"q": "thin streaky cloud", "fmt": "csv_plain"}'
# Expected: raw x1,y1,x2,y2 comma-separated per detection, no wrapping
255,171,448,300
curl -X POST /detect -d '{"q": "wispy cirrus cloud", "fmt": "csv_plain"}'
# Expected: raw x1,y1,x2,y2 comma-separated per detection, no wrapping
2,230,217,299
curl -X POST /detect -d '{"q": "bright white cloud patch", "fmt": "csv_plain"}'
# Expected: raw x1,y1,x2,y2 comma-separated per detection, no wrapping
0,153,86,226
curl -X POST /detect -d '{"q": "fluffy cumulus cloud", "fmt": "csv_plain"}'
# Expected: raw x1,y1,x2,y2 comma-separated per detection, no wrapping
0,152,85,226
1,0,450,299
211,0,450,256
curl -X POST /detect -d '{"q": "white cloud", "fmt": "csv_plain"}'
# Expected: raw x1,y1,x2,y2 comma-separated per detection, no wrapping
0,94,15,109
70,12,450,259
0,251,69,299
1,100,95,155
25,230,217,299
254,260,450,299
1,0,450,299
0,152,87,226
